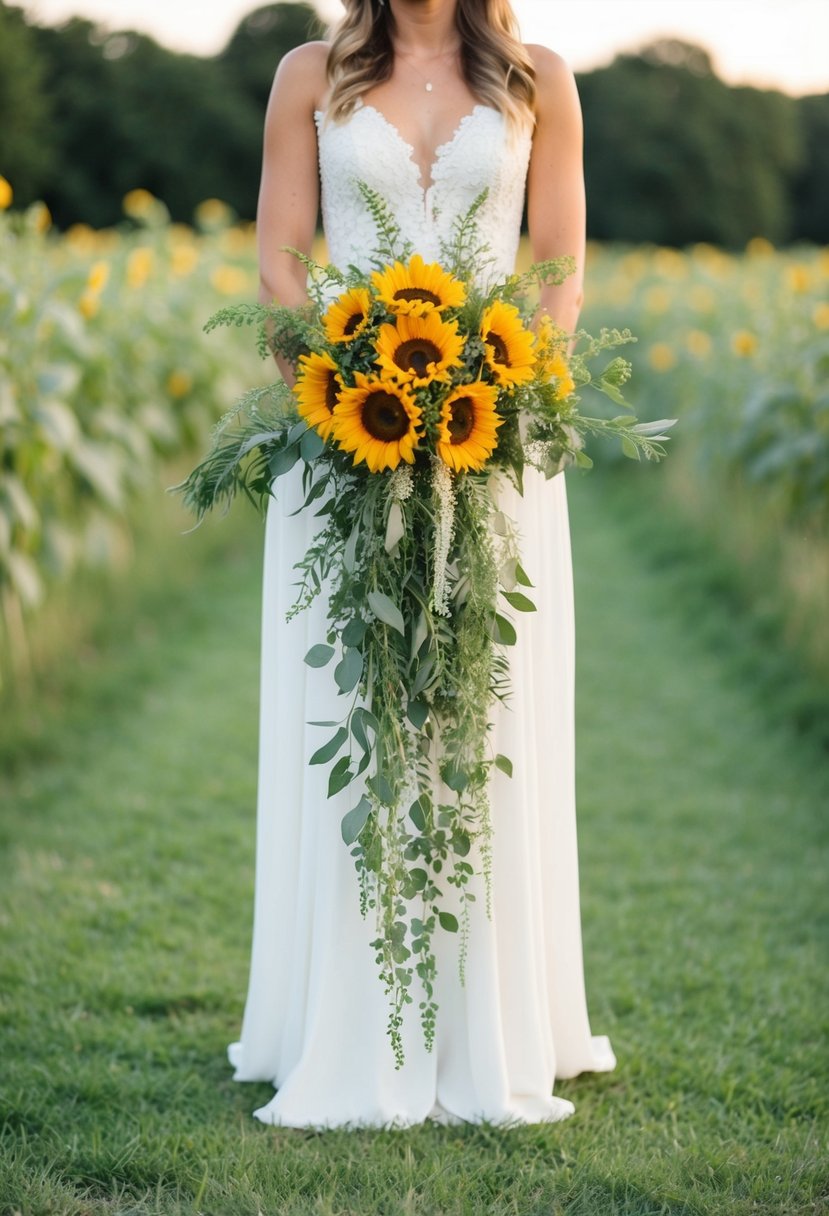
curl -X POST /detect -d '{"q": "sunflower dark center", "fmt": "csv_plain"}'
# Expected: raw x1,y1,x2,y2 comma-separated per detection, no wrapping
394,287,442,306
395,338,441,378
344,311,365,336
447,397,475,445
485,330,511,366
361,391,410,442
324,370,339,414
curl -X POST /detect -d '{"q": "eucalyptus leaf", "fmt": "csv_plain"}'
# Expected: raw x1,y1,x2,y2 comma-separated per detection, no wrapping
385,500,405,553
409,798,426,831
438,911,459,933
300,427,325,461
310,727,348,766
304,643,335,668
342,618,367,647
269,443,299,479
502,590,536,612
341,796,372,845
335,647,363,693
493,613,517,646
494,753,513,778
328,755,353,797
368,590,406,636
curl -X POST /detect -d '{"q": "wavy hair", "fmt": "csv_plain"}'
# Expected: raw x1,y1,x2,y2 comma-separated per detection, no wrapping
323,0,536,134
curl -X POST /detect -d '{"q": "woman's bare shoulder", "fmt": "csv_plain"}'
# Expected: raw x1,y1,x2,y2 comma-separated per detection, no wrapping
270,39,331,110
522,43,580,119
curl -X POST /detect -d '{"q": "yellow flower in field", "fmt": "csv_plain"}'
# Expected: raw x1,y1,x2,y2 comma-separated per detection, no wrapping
322,287,372,344
648,343,676,372
746,236,774,257
480,299,536,387
220,226,254,255
86,260,110,294
813,302,829,330
372,253,466,317
376,311,464,387
818,249,829,278
65,223,96,252
127,246,154,288
686,329,712,359
210,264,249,295
436,381,502,472
195,197,231,228
653,247,688,279
332,372,422,472
731,330,757,357
171,244,199,277
293,351,343,442
689,284,716,314
786,264,812,293
31,202,51,233
0,175,12,209
645,285,671,314
167,370,193,399
123,188,156,218
78,291,100,319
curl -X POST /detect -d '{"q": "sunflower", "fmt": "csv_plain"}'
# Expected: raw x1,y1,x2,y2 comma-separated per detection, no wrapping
322,287,372,344
371,253,466,317
480,299,536,387
536,315,575,399
332,372,422,473
293,351,343,441
375,312,464,387
436,381,503,473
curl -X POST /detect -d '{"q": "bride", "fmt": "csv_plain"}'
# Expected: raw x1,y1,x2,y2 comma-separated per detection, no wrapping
227,0,617,1130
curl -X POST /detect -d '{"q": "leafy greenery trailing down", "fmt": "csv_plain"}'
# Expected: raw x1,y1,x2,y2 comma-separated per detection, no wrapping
171,186,675,1068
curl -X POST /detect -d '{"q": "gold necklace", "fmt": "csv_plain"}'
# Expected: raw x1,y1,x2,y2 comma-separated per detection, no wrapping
395,46,460,93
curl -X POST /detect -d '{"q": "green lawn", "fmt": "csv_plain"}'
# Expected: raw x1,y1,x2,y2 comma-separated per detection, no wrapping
1,466,826,1216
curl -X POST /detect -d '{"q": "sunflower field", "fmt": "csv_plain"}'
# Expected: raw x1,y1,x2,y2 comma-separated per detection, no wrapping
2,170,827,696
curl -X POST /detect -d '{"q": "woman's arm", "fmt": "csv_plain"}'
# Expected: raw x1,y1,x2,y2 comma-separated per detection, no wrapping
256,41,328,386
524,45,586,357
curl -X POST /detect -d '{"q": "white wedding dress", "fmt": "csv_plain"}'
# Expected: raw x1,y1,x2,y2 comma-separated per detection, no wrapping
227,98,616,1129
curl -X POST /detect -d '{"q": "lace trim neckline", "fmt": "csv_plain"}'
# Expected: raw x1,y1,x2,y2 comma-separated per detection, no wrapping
314,101,502,196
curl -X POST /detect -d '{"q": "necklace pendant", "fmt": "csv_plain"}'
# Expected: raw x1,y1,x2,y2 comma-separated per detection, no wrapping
425,82,433,92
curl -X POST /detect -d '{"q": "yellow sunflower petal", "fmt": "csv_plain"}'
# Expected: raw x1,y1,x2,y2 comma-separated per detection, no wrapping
436,381,503,473
293,350,343,441
332,372,423,473
372,253,466,317
322,287,372,344
480,299,536,387
375,311,465,387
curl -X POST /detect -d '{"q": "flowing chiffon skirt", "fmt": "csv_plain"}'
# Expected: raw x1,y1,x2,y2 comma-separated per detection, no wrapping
227,463,616,1129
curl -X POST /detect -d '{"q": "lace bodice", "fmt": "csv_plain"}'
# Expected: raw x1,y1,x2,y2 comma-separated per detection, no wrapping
314,101,533,291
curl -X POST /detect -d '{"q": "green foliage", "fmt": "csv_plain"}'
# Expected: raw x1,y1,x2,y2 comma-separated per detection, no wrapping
218,2,323,115
0,3,52,203
577,39,806,248
791,91,829,243
0,201,265,688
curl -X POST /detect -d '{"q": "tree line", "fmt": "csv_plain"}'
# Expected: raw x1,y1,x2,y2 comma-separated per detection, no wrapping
1,0,826,246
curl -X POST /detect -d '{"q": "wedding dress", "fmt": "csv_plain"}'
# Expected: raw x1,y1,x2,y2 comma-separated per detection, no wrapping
227,98,616,1129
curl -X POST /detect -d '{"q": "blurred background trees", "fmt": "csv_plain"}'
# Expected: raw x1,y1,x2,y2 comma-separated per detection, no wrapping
0,0,825,245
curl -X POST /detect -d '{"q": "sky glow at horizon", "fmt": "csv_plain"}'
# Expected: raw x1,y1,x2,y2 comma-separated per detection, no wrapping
16,0,829,97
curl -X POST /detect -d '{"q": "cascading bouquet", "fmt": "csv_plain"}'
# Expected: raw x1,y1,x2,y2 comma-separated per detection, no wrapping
171,185,675,1068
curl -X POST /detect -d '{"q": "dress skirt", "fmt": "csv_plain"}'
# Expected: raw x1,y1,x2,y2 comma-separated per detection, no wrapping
227,462,616,1129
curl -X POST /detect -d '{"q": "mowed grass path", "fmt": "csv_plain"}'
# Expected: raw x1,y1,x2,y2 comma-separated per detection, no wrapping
1,468,826,1216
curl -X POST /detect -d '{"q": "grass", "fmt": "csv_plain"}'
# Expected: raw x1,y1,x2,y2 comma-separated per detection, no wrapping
1,465,827,1215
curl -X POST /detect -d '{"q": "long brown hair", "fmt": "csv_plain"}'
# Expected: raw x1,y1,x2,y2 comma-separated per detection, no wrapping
324,0,536,133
